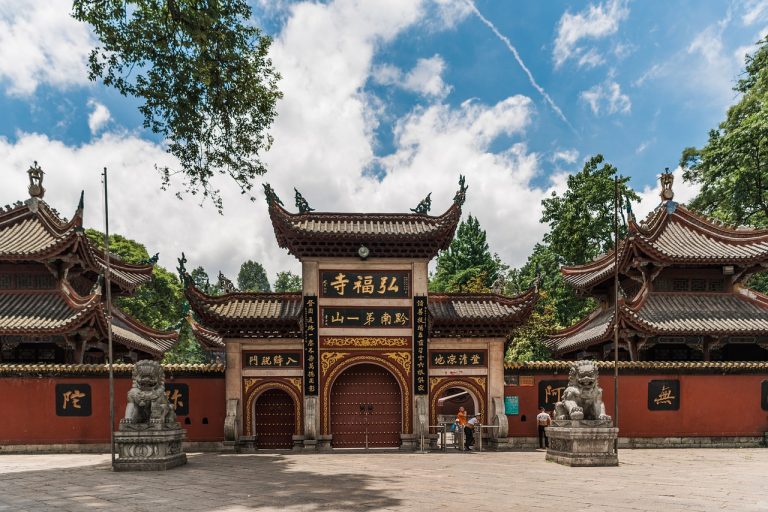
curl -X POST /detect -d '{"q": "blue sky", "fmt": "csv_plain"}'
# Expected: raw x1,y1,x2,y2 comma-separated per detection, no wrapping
1,0,766,280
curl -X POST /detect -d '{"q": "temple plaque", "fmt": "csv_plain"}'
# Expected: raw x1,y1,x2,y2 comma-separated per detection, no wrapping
429,350,486,367
648,379,680,410
243,351,302,368
55,383,92,416
303,296,319,395
320,270,411,298
413,296,428,395
320,306,411,328
164,383,189,416
538,379,568,411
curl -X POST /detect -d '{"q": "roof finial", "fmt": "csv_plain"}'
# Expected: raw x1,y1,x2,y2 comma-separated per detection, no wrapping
176,252,192,288
453,174,468,206
660,167,674,201
27,161,45,199
411,192,432,214
294,188,314,213
263,183,283,207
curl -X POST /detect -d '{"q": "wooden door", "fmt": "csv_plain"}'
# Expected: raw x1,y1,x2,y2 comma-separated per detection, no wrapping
253,388,295,449
330,363,401,448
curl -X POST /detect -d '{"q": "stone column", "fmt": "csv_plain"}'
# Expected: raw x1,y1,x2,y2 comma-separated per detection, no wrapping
224,341,242,442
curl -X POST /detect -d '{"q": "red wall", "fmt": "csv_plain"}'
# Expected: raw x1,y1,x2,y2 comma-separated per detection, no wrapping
0,375,225,444
506,373,768,438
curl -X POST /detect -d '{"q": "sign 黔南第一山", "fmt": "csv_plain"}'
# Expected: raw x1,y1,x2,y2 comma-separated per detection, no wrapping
321,307,411,328
320,270,411,298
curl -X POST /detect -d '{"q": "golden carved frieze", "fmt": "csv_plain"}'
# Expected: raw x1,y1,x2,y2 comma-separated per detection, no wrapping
429,377,444,390
470,376,487,391
383,352,411,373
320,352,349,373
321,336,410,349
287,378,303,391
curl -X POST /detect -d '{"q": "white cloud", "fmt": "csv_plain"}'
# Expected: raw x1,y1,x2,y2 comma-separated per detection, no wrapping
634,167,700,221
580,80,631,115
0,0,94,95
577,48,605,68
634,139,654,155
551,149,579,165
372,55,452,99
742,0,768,25
553,0,629,68
86,99,111,135
632,63,663,88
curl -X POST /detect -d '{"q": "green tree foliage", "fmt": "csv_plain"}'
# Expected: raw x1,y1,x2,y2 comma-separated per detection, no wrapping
681,38,768,227
190,266,214,294
85,229,206,363
541,155,639,266
237,260,271,292
274,271,302,292
72,0,282,210
430,215,506,292
505,290,557,362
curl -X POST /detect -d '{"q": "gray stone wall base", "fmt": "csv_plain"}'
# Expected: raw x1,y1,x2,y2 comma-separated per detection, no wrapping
114,428,187,471
487,437,538,450
545,426,618,467
302,439,318,451
618,436,766,448
400,434,417,451
0,441,224,454
292,435,305,451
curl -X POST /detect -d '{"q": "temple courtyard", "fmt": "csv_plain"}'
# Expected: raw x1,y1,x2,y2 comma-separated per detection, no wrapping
0,449,765,511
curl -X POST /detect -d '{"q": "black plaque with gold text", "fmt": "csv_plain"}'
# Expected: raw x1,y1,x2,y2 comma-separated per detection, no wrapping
538,380,568,411
648,379,680,411
55,383,92,416
320,306,411,328
320,270,411,298
243,351,302,368
414,296,428,395
165,383,189,416
304,296,319,395
762,380,768,411
429,350,486,367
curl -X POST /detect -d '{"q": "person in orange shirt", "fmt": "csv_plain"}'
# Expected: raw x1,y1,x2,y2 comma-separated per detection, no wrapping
456,406,468,426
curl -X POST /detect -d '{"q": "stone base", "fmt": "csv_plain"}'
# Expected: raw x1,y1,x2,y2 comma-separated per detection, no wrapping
400,434,417,451
302,439,318,451
317,435,333,452
545,422,618,467
292,435,305,451
114,428,187,471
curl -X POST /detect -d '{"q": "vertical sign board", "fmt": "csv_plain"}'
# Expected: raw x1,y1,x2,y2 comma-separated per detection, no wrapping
538,380,568,411
762,380,768,411
504,396,519,415
304,295,319,395
413,296,428,395
648,380,680,411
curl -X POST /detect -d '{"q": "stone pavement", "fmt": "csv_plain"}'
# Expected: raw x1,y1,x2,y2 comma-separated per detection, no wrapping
0,449,766,512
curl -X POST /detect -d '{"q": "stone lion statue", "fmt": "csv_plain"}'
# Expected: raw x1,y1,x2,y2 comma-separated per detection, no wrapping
120,360,177,430
554,361,611,422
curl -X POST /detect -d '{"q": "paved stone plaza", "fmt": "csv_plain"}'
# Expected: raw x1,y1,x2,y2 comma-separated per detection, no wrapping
0,449,765,512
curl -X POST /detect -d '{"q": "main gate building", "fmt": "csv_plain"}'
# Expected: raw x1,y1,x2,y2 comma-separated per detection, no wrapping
185,180,537,450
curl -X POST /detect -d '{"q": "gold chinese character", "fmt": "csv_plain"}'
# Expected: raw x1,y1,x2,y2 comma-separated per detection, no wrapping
165,389,184,410
62,389,86,410
380,312,392,325
364,312,375,326
447,354,457,365
545,385,565,404
306,299,315,306
261,356,272,366
434,354,445,365
273,355,284,366
330,273,349,295
654,385,676,405
330,311,344,324
459,354,468,365
394,312,408,325
378,276,399,294
249,355,259,366
470,354,481,365
353,275,375,294
286,357,299,365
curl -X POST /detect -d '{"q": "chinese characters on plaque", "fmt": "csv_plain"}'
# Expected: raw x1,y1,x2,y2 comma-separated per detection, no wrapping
164,383,189,416
537,380,568,410
55,383,91,416
413,296,428,395
320,307,411,328
304,296,319,395
320,270,411,298
242,352,301,368
648,380,680,410
429,351,485,367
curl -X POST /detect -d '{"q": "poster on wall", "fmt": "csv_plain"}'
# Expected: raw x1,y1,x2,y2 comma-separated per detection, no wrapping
304,295,319,395
648,379,680,411
55,383,92,416
164,383,189,416
504,395,519,415
537,380,568,411
413,296,428,395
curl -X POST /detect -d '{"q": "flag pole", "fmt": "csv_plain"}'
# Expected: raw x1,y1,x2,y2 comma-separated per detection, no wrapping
613,175,620,451
102,167,115,469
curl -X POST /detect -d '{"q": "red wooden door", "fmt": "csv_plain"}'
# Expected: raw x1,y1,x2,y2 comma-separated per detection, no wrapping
330,363,402,448
253,388,295,449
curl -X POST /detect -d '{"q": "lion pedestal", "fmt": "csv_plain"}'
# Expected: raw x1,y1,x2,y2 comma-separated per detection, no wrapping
545,361,618,467
114,361,187,471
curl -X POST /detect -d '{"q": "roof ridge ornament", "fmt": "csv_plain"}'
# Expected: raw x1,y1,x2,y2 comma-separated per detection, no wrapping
453,174,468,206
138,253,159,266
263,183,283,207
294,188,314,213
217,271,237,294
176,252,192,288
27,161,45,199
410,192,432,214
660,167,674,202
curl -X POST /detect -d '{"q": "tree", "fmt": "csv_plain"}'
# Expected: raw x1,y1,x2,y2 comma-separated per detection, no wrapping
190,266,214,295
430,215,506,292
274,271,302,292
505,290,557,362
541,155,639,266
72,0,282,210
681,37,768,227
237,260,271,292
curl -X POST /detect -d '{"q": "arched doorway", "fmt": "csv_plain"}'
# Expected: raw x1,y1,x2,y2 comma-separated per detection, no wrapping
253,388,295,449
330,363,402,448
436,386,477,424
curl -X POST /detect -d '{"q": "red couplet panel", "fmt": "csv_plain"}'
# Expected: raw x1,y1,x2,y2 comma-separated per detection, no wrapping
505,373,768,438
0,375,225,445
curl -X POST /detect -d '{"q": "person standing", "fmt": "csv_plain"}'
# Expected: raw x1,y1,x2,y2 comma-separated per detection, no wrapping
465,415,478,451
455,406,468,449
536,407,551,449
